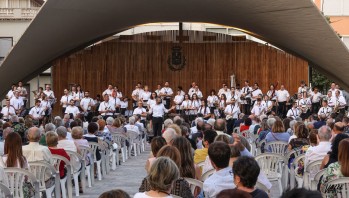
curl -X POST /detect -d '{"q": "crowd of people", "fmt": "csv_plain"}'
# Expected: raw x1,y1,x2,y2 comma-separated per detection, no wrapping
0,80,349,197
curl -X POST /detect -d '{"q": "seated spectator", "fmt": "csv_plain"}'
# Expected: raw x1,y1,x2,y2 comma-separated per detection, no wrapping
11,115,26,144
84,122,101,161
168,124,181,136
136,157,179,198
330,122,345,141
280,188,322,198
257,118,275,143
305,126,331,167
139,147,193,198
23,127,52,163
320,133,349,170
232,156,268,198
214,119,229,137
39,123,56,146
180,125,196,150
162,128,177,145
57,126,79,153
240,117,252,132
124,116,140,134
99,189,130,198
234,113,245,128
72,126,90,167
145,136,166,173
288,121,303,143
308,129,319,147
173,137,197,180
194,129,217,164
320,138,349,194
0,127,13,156
97,119,111,141
203,142,233,198
265,119,290,145
313,114,327,129
217,188,252,198
0,132,29,169
288,124,309,151
46,131,70,179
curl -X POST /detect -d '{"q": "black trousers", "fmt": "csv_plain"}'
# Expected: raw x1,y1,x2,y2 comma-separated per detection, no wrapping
278,102,287,118
163,98,171,109
227,118,237,135
312,102,321,114
152,117,163,137
62,107,66,116
243,104,251,115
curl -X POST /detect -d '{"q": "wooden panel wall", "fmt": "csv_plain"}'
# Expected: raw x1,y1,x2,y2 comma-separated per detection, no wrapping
52,30,308,114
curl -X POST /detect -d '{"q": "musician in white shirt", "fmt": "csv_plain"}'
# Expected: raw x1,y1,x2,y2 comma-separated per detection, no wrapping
98,94,115,119
147,92,157,110
177,86,185,96
190,94,201,121
261,95,275,116
133,102,147,120
310,87,322,114
10,91,24,116
240,80,252,115
140,85,151,108
218,94,228,118
297,80,309,94
60,89,73,115
102,84,114,97
80,91,95,122
120,97,129,116
207,90,219,114
318,100,332,119
1,99,15,121
6,84,16,100
224,98,240,134
110,96,121,113
148,97,175,136
17,81,28,107
188,81,196,97
276,85,290,118
327,91,335,108
334,90,347,115
65,99,80,118
287,102,300,119
181,94,192,116
70,85,77,100
131,85,143,109
190,85,203,99
173,90,184,114
75,85,84,106
159,81,173,109
251,83,263,105
266,84,278,101
217,83,227,97
114,86,123,99
198,100,211,119
251,98,266,117
226,87,240,104
328,82,343,101
43,85,55,103
29,100,45,125
155,84,161,96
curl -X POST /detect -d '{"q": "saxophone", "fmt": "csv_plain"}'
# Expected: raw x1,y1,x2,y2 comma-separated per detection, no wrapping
334,100,340,113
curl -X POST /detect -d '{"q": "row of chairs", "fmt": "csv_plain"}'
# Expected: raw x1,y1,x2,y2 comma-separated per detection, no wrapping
0,130,147,198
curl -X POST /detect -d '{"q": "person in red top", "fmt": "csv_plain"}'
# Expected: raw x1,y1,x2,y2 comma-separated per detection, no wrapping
239,117,252,132
46,131,70,178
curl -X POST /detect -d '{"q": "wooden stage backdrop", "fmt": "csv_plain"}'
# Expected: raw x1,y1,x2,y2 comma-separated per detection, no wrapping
52,30,308,114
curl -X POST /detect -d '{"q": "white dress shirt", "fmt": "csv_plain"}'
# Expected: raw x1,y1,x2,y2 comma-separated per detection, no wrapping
1,106,16,119
181,100,191,115
318,107,332,117
65,105,80,117
124,124,140,134
147,99,156,109
188,87,195,96
60,95,73,108
224,104,240,119
120,101,128,109
335,95,347,107
304,141,331,167
57,139,78,152
174,95,184,110
149,103,169,117
287,108,300,119
110,97,121,107
80,97,95,111
198,106,211,116
251,104,266,116
22,142,53,164
98,101,115,116
277,90,290,102
311,92,322,103
160,87,173,98
140,91,151,101
267,90,277,100
43,90,55,99
191,100,201,115
133,107,147,120
10,97,24,110
29,106,45,119
251,88,263,101
207,95,219,107
102,89,113,97
203,167,235,198
7,90,14,99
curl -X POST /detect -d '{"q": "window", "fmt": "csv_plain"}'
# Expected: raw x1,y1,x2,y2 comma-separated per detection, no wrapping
0,37,13,65
322,0,349,15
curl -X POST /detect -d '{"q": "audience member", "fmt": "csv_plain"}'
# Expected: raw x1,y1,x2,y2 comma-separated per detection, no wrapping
99,189,130,198
305,126,331,167
194,129,217,164
145,136,166,173
22,127,52,163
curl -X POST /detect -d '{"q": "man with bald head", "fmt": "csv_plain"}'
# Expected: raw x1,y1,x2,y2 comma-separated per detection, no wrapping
304,125,332,167
22,127,52,163
330,122,345,141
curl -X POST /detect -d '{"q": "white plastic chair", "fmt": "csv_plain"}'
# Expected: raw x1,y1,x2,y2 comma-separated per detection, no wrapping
202,169,215,182
111,133,128,163
303,159,322,189
255,181,270,196
28,161,61,198
255,153,286,196
66,150,86,197
284,149,303,189
265,141,288,155
88,142,105,181
79,145,95,187
51,154,73,198
4,167,40,198
127,130,141,157
311,169,325,191
0,182,13,198
184,177,203,195
323,177,349,198
101,141,110,176
289,154,305,189
256,139,266,156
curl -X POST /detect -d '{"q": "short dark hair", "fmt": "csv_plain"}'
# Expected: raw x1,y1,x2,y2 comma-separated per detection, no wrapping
244,118,252,126
280,188,322,198
233,156,260,188
151,137,167,157
208,142,231,168
203,130,217,145
88,122,98,134
216,189,252,198
70,121,79,128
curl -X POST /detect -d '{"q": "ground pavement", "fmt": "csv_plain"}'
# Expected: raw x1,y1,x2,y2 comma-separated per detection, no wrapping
80,146,281,198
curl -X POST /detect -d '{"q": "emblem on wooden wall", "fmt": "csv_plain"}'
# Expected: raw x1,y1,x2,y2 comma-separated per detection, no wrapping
168,46,186,71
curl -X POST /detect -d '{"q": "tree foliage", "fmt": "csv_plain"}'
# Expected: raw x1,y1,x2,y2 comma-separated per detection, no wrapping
311,67,331,93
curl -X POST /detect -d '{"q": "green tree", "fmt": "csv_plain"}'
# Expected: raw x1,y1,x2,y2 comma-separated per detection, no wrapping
311,67,331,93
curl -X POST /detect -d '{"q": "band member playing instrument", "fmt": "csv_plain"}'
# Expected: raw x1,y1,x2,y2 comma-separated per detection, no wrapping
155,84,161,96
60,89,73,115
75,84,84,107
326,91,335,108
318,100,332,119
190,85,203,99
262,95,275,116
29,100,45,126
266,84,277,101
198,100,211,120
188,81,197,97
240,80,252,115
310,87,322,114
227,87,240,105
10,91,24,116
98,94,115,119
297,80,309,95
43,85,55,108
224,98,240,134
34,87,44,100
148,92,157,110
177,86,185,96
173,90,184,114
110,93,121,114
120,97,129,116
114,86,123,99
251,83,263,106
132,85,143,109
190,93,201,121
65,99,80,119
297,93,311,120
40,94,52,125
207,89,219,114
180,94,192,121
1,99,15,121
218,84,230,98
6,84,17,100
80,91,95,122
159,81,173,109
251,97,266,117
328,82,342,101
133,101,147,121
287,102,300,119
70,84,77,100
140,85,151,109
218,94,227,118
276,85,290,118
17,81,28,108
102,84,114,97
148,97,175,137
334,90,346,115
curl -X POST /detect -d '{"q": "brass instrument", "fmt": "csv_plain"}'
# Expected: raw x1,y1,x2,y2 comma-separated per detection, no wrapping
334,100,340,113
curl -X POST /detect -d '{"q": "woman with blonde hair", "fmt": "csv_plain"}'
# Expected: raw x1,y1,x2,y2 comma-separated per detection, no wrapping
265,119,290,143
135,157,180,198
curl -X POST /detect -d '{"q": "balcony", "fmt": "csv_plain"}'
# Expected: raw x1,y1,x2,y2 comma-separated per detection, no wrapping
0,8,39,20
